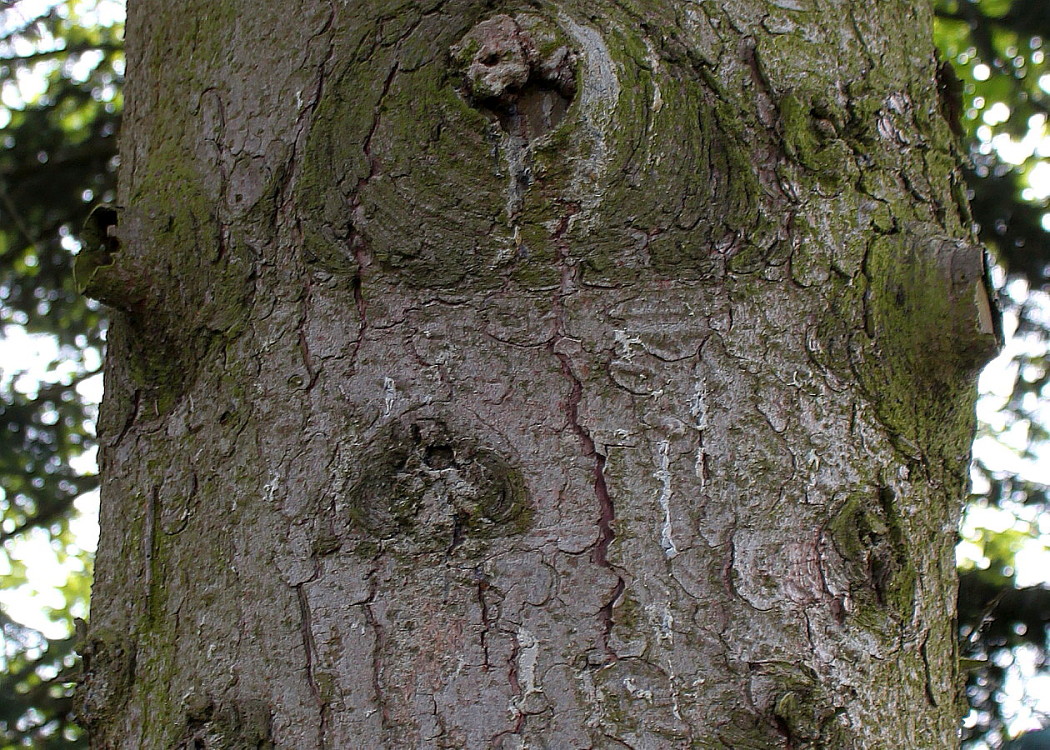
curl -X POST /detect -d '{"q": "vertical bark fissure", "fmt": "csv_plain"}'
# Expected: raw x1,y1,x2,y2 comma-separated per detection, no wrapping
474,574,492,669
342,61,398,371
548,206,625,662
920,633,939,708
504,628,526,738
364,63,399,176
815,521,847,626
144,484,158,606
295,584,328,748
722,526,742,603
297,327,319,391
361,577,390,732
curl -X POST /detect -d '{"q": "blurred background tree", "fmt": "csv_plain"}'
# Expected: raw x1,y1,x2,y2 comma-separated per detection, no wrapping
0,0,1047,747
935,1,1050,746
0,0,119,745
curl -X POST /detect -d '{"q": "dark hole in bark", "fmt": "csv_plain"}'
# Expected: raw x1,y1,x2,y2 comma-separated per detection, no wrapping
424,444,456,469
488,83,572,140
447,512,466,554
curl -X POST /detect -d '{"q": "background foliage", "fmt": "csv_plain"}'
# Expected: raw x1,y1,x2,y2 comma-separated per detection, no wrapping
0,0,1047,747
934,1,1050,746
0,0,118,745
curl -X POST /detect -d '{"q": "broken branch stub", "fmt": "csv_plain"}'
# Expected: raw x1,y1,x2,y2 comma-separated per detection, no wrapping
451,14,578,140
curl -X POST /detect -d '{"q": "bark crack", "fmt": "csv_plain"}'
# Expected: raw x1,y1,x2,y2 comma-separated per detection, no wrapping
144,485,158,607
364,63,399,177
919,632,939,707
547,206,625,663
297,326,320,391
722,527,745,605
341,62,398,370
474,569,492,670
504,629,526,736
295,584,329,748
362,576,390,732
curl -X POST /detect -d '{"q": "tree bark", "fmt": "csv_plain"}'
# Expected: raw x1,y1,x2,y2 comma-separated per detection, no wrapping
82,1,996,747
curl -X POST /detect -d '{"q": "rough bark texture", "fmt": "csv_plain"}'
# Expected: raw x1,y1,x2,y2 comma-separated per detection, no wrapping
83,1,997,747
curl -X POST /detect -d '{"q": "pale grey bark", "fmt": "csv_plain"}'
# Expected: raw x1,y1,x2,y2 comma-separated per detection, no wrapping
81,1,994,748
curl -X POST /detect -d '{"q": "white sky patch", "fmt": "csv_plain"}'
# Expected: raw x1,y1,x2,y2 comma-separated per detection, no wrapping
0,0,125,37
0,325,103,395
962,281,1050,587
988,644,1050,743
992,114,1046,166
0,1,122,639
958,499,1050,588
0,485,96,638
72,0,126,28
973,286,1050,489
0,534,88,639
0,0,125,124
0,0,60,37
66,47,104,83
0,326,101,637
1028,161,1050,201
983,101,1012,126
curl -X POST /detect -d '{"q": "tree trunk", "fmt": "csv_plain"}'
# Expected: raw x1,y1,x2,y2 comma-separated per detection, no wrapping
81,1,996,747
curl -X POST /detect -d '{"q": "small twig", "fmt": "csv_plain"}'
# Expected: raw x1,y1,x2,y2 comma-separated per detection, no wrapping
0,41,122,64
0,179,43,258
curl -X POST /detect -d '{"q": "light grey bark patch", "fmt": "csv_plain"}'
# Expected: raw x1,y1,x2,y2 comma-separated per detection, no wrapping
344,417,530,554
590,657,692,742
177,697,273,750
750,662,852,747
157,463,197,535
74,629,136,736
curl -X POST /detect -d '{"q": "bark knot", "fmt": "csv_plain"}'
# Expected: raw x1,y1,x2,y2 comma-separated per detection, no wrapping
345,419,531,555
451,14,578,140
